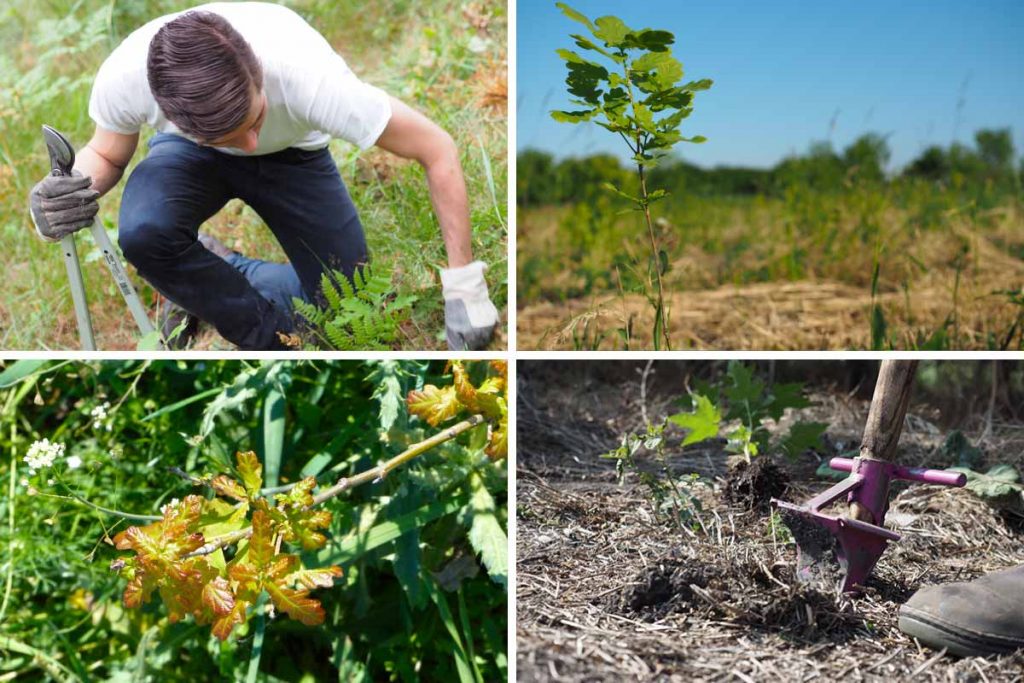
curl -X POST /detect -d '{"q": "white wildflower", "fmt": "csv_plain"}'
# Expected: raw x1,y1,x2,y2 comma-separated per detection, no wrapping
66,455,83,470
89,402,112,431
24,439,65,473
160,498,181,515
467,35,489,54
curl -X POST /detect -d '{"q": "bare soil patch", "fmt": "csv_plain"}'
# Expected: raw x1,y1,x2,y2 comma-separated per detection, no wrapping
517,368,1024,681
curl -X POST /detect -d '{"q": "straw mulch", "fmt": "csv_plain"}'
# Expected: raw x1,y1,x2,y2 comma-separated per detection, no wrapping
516,371,1024,681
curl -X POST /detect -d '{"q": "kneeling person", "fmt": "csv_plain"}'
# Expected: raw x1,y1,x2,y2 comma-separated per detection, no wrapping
29,2,499,350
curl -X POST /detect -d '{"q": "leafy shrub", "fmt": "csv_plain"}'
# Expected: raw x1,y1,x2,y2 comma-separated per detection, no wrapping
0,359,507,681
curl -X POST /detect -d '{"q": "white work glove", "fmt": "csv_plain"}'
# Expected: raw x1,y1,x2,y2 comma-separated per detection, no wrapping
441,261,499,350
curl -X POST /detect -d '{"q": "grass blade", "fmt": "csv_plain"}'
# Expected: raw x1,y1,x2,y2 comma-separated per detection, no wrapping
262,387,286,489
315,495,466,566
426,579,477,683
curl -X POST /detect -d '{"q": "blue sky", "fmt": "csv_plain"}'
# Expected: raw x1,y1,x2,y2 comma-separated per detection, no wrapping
517,0,1024,170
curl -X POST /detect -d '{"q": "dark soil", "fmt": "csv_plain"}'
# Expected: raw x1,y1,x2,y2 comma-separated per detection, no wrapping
517,364,1024,682
722,456,790,511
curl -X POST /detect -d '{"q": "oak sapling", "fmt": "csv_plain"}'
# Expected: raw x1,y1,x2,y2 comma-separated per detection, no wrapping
550,2,712,349
108,360,507,641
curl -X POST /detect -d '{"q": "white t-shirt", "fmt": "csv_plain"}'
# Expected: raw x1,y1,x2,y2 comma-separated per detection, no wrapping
88,2,392,156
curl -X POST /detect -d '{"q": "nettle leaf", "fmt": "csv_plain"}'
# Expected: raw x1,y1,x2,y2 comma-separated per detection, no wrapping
464,472,507,589
724,362,766,419
950,465,1023,499
407,384,464,426
779,422,827,460
593,15,631,46
668,393,722,446
768,383,812,420
235,450,263,498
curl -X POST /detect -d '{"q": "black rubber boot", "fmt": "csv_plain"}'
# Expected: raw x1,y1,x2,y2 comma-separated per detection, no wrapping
898,564,1024,657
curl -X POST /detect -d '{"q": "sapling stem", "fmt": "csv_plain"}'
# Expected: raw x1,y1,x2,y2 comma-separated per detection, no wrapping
185,414,487,558
622,59,670,349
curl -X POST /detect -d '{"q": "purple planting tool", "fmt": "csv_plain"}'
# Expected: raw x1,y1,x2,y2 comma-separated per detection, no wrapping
772,360,966,593
772,456,965,593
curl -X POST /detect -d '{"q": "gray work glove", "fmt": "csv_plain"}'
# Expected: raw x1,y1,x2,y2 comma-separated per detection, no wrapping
28,170,100,242
441,261,499,350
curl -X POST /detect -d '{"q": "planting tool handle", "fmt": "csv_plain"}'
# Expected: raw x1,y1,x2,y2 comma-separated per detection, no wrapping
891,465,966,487
828,458,967,488
860,360,919,463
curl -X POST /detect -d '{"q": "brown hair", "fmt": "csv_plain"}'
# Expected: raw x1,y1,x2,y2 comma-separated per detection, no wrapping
147,11,263,141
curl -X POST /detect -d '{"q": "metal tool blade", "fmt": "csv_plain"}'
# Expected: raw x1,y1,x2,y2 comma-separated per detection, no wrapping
42,125,75,176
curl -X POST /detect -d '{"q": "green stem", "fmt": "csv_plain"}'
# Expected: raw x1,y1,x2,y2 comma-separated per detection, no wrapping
620,55,671,349
0,422,16,624
42,489,162,522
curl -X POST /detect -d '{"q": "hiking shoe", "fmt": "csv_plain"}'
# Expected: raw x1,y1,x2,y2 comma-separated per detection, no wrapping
159,299,199,350
898,564,1024,657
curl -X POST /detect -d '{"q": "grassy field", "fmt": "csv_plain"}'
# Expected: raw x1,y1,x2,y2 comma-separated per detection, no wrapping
0,0,507,350
518,181,1024,350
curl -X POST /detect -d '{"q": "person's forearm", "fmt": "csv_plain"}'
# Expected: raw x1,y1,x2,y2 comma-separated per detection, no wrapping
74,144,125,197
423,142,473,269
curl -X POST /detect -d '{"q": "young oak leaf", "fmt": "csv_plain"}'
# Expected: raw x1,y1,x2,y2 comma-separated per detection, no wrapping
287,566,344,591
487,414,508,461
406,384,463,426
201,575,235,617
451,361,479,411
273,476,316,508
265,584,325,626
489,359,507,383
269,482,333,551
235,451,263,498
113,495,206,582
211,601,248,641
210,474,247,502
199,497,249,538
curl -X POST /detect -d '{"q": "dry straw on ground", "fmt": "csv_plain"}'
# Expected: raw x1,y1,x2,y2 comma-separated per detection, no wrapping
517,367,1024,681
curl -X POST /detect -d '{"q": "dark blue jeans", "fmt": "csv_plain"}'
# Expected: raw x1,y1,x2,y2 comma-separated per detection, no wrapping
118,133,368,349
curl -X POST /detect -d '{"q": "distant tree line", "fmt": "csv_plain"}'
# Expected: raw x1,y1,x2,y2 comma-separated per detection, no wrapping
517,128,1022,206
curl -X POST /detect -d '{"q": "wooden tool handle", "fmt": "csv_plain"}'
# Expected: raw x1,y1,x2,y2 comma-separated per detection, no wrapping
860,359,918,462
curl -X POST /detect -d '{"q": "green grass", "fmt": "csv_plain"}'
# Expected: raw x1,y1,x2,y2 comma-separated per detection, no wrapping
0,0,507,350
0,359,508,681
517,180,1024,349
